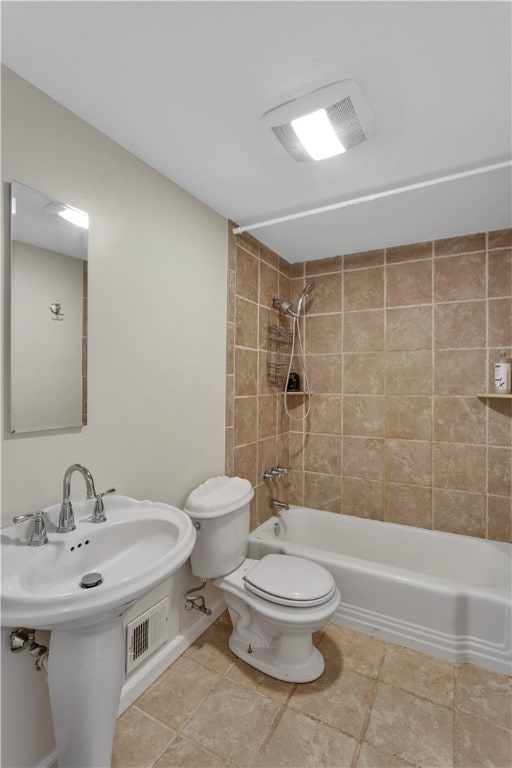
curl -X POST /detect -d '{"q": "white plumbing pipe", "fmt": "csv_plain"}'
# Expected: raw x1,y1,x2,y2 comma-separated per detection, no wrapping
232,161,511,235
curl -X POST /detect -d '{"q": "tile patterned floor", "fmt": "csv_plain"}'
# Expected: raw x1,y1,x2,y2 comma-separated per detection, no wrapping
112,614,512,768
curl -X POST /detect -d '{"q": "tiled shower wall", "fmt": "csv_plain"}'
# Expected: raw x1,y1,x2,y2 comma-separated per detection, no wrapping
226,226,512,541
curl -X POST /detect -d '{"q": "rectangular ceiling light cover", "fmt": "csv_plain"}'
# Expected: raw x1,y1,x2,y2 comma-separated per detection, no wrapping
262,80,374,162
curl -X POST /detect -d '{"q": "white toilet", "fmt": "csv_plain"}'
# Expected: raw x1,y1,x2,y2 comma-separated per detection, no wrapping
184,475,340,682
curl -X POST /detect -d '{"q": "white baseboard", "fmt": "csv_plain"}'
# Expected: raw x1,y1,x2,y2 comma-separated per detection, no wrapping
37,598,226,768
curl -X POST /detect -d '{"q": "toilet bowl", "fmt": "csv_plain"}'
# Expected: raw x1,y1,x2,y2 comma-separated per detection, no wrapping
184,476,340,682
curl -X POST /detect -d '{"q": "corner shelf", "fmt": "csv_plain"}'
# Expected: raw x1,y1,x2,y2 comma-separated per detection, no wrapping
476,393,512,399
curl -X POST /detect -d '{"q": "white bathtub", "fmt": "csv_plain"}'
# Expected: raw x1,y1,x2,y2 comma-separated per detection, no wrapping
248,506,512,675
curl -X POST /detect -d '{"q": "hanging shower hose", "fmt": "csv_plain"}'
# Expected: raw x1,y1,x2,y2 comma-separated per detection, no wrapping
284,313,311,422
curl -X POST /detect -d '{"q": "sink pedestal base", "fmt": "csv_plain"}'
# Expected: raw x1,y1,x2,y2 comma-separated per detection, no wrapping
48,617,125,768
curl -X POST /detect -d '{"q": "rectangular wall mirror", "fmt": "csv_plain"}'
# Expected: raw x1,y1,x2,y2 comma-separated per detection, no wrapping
9,181,88,433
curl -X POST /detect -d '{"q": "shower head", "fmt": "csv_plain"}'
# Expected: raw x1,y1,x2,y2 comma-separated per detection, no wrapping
296,282,315,316
273,282,315,319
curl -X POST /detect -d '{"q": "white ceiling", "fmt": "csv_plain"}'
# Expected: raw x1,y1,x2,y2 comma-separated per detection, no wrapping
2,1,511,262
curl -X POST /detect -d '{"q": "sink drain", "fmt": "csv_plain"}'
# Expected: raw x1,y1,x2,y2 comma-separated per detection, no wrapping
79,572,103,589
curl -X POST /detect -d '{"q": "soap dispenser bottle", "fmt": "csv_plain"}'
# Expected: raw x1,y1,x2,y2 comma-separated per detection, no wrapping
494,351,512,394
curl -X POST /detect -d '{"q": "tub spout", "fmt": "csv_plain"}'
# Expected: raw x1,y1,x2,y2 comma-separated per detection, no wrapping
270,498,289,511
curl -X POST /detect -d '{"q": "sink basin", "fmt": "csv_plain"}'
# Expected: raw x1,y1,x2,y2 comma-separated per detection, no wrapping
1,495,196,630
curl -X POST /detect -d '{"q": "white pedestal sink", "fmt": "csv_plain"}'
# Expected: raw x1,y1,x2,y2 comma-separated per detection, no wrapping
1,496,196,768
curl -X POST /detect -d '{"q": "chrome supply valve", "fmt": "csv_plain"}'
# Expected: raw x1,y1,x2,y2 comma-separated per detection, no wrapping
92,488,116,523
12,510,49,546
10,628,48,672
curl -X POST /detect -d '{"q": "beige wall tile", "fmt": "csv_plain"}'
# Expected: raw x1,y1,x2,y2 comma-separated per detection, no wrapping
233,441,258,486
386,241,432,263
258,394,277,440
344,352,385,394
225,427,233,475
344,267,384,311
234,347,258,395
385,439,432,485
254,709,356,768
434,253,485,302
344,310,385,352
236,231,260,257
342,477,384,519
226,321,234,375
434,301,485,349
288,468,304,504
307,353,342,393
227,220,237,270
488,298,512,348
435,232,486,256
289,261,305,278
235,296,258,349
386,260,432,307
307,272,342,314
487,446,511,496
305,313,342,353
488,249,512,298
386,350,432,395
343,436,384,480
434,349,486,395
434,442,486,493
455,712,511,768
303,471,341,512
236,246,259,302
257,436,278,480
305,393,342,434
226,268,235,323
305,254,342,275
278,256,291,277
225,374,234,428
259,260,279,309
344,249,384,269
433,396,486,444
304,433,341,476
385,483,432,528
488,228,512,249
487,494,512,542
258,306,271,350
289,431,305,470
386,396,432,440
344,395,385,437
234,396,257,446
365,682,453,767
386,305,432,350
432,488,486,536
259,243,280,270
380,645,454,706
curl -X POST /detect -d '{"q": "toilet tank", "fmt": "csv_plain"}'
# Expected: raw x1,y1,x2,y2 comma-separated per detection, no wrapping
183,476,254,579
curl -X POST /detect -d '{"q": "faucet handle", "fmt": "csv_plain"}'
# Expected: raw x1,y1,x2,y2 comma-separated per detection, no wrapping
12,511,49,546
92,488,116,523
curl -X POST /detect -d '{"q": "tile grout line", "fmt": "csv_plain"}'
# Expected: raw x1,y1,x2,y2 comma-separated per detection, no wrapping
351,642,389,767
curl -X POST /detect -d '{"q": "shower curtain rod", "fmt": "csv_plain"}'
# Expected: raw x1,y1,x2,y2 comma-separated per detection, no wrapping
232,160,511,235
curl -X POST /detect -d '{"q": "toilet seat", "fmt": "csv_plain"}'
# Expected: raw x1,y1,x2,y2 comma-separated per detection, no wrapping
243,554,336,608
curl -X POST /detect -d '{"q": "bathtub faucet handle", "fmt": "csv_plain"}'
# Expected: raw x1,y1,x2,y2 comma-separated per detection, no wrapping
274,466,289,475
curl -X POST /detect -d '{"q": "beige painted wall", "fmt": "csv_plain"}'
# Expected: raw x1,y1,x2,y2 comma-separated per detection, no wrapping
1,66,227,766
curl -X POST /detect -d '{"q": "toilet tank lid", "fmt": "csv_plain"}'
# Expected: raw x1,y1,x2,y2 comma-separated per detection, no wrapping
183,476,254,518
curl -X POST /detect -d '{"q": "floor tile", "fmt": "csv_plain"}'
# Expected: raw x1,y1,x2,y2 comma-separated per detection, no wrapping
356,742,414,767
365,682,453,767
318,624,385,678
455,663,512,732
183,621,235,675
225,657,295,705
455,711,512,768
136,657,221,731
154,735,229,768
289,661,375,738
182,678,281,765
380,644,454,706
112,706,176,768
254,709,356,768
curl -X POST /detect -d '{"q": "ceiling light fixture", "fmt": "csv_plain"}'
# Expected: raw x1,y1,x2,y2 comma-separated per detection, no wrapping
263,79,374,162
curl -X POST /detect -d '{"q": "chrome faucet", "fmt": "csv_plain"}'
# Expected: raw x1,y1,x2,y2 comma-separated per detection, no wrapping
270,498,289,511
12,511,49,546
58,464,96,533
